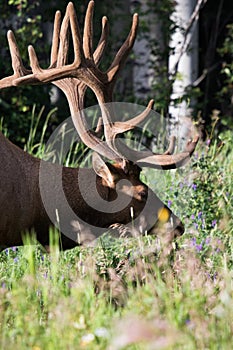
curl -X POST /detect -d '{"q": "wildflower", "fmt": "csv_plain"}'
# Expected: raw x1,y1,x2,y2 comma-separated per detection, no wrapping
167,200,172,208
206,139,211,146
191,183,197,191
191,237,196,246
194,223,198,229
197,211,202,219
73,315,86,329
81,333,95,345
205,237,211,245
14,257,19,263
211,220,217,227
191,214,195,220
94,327,109,338
196,243,203,252
179,182,184,189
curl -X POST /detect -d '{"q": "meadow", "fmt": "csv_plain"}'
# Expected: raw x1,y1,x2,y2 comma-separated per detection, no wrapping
0,112,232,349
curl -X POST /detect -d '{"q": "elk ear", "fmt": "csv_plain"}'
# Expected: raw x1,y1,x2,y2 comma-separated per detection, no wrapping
92,152,115,188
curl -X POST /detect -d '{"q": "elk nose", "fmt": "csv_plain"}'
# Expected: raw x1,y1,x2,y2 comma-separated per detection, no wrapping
174,218,185,237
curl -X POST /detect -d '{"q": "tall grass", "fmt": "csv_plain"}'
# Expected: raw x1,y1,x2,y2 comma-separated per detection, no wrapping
0,109,232,349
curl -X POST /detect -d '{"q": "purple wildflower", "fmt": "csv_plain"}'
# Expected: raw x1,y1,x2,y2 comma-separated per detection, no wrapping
191,183,197,191
167,200,172,208
206,139,211,146
196,243,203,252
191,237,196,246
197,211,202,219
191,214,195,220
212,220,217,227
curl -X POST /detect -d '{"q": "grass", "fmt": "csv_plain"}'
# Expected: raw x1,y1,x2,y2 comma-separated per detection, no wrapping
0,109,233,349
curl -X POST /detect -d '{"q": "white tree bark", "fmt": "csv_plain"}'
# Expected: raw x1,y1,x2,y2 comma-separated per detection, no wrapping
168,0,199,122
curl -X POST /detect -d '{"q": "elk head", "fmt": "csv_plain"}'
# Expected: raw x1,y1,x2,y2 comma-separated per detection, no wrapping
0,1,198,246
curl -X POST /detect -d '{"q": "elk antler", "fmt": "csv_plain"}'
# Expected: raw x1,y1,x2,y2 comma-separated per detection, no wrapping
0,31,31,88
4,1,153,165
0,1,199,170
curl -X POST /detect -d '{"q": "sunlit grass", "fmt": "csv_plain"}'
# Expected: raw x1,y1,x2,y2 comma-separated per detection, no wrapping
0,233,232,349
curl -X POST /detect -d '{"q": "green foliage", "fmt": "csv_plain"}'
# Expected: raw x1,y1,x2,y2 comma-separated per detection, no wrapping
217,24,233,130
0,225,232,348
0,115,233,348
0,1,51,145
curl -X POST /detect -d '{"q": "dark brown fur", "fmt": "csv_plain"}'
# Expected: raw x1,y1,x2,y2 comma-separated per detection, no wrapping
0,132,183,250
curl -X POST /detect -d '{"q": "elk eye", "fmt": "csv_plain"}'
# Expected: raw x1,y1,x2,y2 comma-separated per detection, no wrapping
158,207,170,223
139,189,147,200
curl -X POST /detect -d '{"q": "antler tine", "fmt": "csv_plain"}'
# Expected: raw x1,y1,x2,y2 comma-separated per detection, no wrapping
28,45,42,73
72,14,109,110
50,11,62,67
14,2,83,86
136,136,199,169
112,134,199,171
164,136,176,155
112,99,155,135
83,0,94,60
7,31,29,77
97,99,155,164
33,3,73,70
68,2,84,67
93,16,108,64
69,14,109,111
107,13,138,83
57,3,73,67
0,30,31,89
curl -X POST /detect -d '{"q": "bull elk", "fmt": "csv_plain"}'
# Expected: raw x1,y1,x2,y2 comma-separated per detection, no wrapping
0,1,198,250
